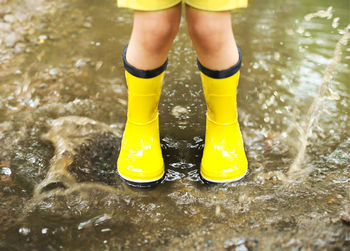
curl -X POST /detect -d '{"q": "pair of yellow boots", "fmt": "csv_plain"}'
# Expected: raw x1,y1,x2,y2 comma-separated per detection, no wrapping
117,47,247,186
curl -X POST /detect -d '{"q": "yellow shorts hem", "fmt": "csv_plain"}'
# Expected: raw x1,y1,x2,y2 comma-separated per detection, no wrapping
117,0,248,11
185,2,247,11
117,0,181,11
184,0,247,11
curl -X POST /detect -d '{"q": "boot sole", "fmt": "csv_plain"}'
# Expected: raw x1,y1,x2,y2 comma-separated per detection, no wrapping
118,171,165,188
199,169,248,184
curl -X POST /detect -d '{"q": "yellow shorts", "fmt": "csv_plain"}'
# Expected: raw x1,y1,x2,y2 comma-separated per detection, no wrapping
117,0,248,12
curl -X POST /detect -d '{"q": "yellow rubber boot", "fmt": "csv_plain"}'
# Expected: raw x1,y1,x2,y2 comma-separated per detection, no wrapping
117,48,166,186
198,47,248,183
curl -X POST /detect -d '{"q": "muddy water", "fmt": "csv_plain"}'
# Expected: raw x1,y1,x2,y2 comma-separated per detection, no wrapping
0,0,349,250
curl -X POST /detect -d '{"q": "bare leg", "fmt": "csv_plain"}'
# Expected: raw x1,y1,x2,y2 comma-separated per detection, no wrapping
185,6,239,70
127,4,182,70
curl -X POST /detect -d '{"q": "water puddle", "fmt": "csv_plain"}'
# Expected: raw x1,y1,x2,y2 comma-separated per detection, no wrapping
0,0,349,249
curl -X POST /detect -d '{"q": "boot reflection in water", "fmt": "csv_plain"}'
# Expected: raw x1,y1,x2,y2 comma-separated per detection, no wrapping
117,0,248,187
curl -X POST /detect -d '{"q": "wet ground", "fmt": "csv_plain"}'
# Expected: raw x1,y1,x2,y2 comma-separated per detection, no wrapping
0,0,349,250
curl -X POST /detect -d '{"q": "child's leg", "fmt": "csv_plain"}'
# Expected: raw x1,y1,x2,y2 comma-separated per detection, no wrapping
127,5,182,70
185,6,239,70
117,5,182,186
185,5,248,183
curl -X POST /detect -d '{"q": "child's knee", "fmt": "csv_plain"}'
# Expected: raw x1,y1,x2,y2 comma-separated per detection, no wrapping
132,10,181,53
186,10,232,52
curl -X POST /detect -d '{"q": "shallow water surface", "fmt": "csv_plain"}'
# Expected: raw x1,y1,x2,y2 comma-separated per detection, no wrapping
0,0,349,250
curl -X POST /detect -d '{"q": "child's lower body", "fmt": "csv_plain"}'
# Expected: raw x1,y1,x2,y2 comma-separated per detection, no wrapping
116,0,248,187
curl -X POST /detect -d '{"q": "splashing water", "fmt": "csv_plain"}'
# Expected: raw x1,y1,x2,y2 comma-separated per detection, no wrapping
34,116,122,196
288,9,350,178
1,1,349,250
304,6,333,21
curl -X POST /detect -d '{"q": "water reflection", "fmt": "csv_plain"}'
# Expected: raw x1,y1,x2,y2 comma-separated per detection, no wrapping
0,0,349,250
